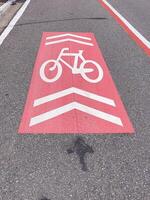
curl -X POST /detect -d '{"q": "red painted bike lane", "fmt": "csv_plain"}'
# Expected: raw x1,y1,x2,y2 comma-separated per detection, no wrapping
19,32,134,134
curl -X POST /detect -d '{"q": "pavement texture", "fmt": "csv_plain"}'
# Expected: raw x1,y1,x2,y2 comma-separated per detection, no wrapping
108,0,150,40
0,0,150,200
0,1,23,34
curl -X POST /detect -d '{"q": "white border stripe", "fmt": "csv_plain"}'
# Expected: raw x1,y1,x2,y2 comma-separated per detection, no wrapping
0,0,31,46
102,0,150,48
0,0,16,16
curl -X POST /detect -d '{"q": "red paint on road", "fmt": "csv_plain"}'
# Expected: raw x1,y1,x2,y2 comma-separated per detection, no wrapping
98,0,150,56
19,32,134,134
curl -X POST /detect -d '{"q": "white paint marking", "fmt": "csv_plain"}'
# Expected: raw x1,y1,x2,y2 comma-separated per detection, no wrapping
40,48,102,83
34,87,115,107
0,0,31,46
30,102,123,127
46,33,92,41
0,0,16,16
45,38,93,46
102,0,150,49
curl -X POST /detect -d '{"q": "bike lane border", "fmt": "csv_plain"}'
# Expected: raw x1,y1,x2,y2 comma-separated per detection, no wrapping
98,0,150,56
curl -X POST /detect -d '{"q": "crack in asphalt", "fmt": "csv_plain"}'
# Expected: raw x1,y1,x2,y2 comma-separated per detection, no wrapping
8,17,107,27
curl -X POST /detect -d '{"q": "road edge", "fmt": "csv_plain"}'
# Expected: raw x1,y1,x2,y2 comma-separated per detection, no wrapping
0,0,31,46
98,0,150,56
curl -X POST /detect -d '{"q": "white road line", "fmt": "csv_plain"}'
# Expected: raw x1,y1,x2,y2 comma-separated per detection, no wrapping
0,0,31,46
46,33,92,41
30,102,123,127
102,0,150,49
45,38,93,46
33,87,116,107
0,0,16,16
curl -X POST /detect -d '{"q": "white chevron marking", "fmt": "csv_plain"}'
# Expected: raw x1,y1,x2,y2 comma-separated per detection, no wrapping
30,102,123,127
33,87,115,107
46,33,92,41
45,38,93,46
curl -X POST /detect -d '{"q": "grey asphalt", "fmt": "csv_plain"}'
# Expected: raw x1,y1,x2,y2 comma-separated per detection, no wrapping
108,0,150,40
0,0,150,200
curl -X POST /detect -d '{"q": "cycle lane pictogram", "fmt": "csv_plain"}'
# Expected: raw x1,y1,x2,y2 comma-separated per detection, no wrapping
19,32,134,134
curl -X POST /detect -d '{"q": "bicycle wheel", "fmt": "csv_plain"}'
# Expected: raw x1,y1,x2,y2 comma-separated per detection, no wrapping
40,60,62,83
80,60,103,83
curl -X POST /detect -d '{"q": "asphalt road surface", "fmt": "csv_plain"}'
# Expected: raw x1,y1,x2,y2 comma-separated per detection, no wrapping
108,0,150,40
0,0,150,200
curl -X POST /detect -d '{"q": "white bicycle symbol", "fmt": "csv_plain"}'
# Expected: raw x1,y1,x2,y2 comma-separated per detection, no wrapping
40,48,103,83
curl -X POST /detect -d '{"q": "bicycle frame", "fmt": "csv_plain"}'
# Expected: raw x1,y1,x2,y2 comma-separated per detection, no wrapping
40,47,103,83
56,48,85,73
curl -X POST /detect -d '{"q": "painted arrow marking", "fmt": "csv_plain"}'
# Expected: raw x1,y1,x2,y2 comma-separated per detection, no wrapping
45,39,93,46
45,33,93,46
30,88,122,127
33,87,116,107
46,33,92,41
30,102,123,127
